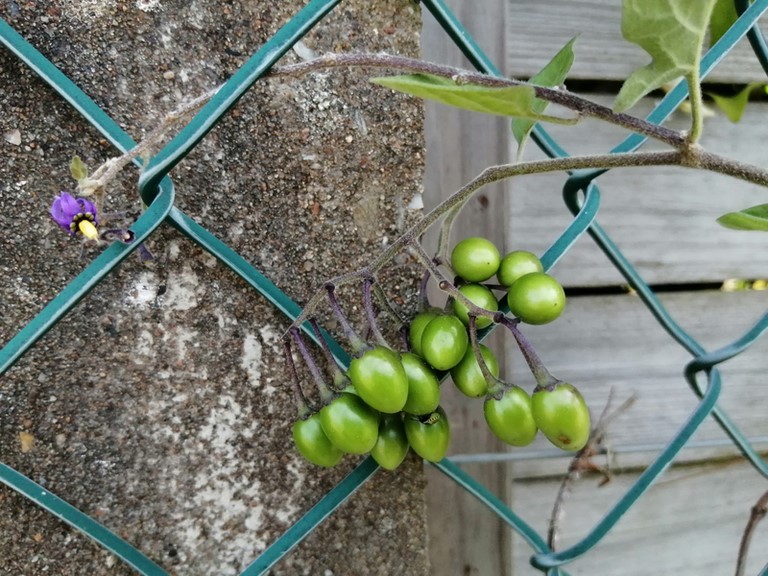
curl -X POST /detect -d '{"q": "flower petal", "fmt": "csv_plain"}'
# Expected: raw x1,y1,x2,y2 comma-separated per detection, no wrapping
51,192,76,230
77,197,98,224
50,191,99,234
59,191,80,215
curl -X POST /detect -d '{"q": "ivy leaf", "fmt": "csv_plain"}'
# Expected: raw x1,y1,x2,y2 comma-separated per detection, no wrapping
70,155,88,183
615,0,718,112
717,204,768,231
371,73,572,122
512,36,577,149
709,0,738,47
708,83,767,123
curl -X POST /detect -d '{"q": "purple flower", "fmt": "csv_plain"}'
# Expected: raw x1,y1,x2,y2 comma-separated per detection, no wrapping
51,191,99,240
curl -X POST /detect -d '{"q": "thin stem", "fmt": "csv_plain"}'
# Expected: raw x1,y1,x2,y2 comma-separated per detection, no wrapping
283,337,316,416
407,240,497,322
436,200,467,265
418,269,432,311
269,53,687,149
441,290,455,315
468,315,505,394
290,328,334,403
325,284,368,354
308,318,349,390
270,52,768,188
79,87,219,197
499,316,558,388
362,277,390,348
284,269,368,339
372,281,406,329
399,324,410,351
515,135,529,163
136,243,154,262
685,69,704,145
735,490,768,576
376,149,768,296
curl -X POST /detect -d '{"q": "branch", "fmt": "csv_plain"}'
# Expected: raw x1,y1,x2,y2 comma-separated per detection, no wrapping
368,151,684,274
285,150,684,334
269,52,688,149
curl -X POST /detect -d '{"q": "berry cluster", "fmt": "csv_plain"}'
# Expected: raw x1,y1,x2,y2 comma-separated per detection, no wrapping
416,237,590,452
286,239,591,471
286,283,449,471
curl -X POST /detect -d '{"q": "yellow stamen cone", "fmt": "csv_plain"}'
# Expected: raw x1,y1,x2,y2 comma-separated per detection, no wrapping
78,219,99,241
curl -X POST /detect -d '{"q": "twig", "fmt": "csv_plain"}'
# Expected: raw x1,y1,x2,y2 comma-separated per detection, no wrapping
548,391,637,550
269,53,768,189
468,315,505,392
735,489,768,576
435,198,469,265
76,86,219,201
499,316,558,389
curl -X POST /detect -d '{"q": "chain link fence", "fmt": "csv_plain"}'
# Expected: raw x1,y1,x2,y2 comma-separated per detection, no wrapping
1,0,767,573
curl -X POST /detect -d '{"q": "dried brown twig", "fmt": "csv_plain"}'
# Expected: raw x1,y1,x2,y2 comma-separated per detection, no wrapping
548,389,637,551
735,489,768,576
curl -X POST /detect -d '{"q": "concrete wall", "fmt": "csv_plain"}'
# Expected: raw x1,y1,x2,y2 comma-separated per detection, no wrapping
0,1,428,574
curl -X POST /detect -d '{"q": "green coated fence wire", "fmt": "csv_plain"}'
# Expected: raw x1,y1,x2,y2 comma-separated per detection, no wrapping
1,0,768,574
0,462,168,576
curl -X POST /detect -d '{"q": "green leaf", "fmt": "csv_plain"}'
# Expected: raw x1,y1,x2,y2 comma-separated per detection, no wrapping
708,83,767,122
70,156,88,183
371,74,569,121
709,0,738,47
717,204,768,231
512,36,577,149
615,0,718,112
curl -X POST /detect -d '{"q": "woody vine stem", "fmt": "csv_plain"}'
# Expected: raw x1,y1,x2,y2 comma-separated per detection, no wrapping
73,52,768,330
272,53,768,333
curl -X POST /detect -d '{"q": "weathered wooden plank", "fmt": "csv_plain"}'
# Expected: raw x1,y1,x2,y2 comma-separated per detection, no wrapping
496,289,768,479
506,0,768,84
423,1,515,574
508,460,768,575
424,5,768,575
508,96,768,287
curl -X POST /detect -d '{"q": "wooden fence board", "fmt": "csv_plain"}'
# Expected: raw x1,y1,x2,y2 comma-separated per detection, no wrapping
506,0,768,84
423,2,515,574
423,3,768,574
508,459,768,575
509,96,768,287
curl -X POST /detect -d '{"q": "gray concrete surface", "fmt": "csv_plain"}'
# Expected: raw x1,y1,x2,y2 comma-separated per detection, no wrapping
0,1,428,574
